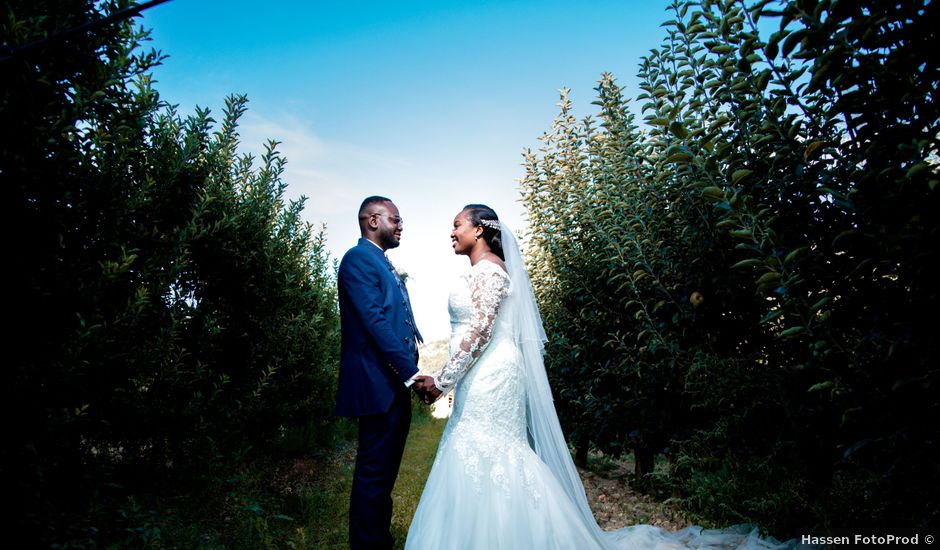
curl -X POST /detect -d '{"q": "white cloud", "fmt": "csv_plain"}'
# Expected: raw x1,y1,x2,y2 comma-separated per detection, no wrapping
232,109,476,341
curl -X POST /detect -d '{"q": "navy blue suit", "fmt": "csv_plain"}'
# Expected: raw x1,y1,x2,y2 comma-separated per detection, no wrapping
336,238,422,549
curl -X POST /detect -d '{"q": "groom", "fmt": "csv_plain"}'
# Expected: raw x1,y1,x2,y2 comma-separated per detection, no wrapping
335,196,432,550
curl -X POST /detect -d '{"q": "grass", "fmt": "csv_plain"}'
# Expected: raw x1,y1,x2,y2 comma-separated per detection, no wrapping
81,387,447,548
297,343,449,548
298,410,446,549
66,400,700,548
121,401,447,549
389,415,447,547
115,390,449,549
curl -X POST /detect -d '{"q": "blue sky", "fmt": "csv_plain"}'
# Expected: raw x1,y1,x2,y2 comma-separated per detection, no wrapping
143,0,673,341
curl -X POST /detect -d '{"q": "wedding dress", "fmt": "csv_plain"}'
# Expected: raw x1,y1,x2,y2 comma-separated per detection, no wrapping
405,226,790,550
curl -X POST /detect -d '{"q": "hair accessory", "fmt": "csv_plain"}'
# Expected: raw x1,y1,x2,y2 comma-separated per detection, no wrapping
479,218,500,230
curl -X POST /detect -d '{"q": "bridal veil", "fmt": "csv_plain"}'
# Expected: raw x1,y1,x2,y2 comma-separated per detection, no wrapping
499,224,788,550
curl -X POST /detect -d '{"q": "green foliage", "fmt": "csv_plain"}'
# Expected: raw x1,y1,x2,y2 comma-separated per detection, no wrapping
2,1,339,545
521,0,938,534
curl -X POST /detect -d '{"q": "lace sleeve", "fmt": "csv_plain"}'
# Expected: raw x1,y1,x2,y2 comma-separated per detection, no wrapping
433,263,510,392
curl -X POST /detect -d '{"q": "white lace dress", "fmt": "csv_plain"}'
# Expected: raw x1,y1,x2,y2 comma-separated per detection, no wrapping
405,260,600,549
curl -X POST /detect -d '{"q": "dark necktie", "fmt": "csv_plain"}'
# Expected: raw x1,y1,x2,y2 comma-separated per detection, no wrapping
384,255,423,348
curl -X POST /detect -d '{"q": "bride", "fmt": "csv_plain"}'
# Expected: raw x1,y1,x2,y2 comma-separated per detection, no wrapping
406,204,789,550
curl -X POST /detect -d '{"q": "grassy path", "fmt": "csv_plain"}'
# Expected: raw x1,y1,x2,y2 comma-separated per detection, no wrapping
299,413,691,548
389,417,447,547
302,416,446,549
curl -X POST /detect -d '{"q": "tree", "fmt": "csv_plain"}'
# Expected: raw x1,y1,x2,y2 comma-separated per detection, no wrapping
521,0,938,533
2,1,339,544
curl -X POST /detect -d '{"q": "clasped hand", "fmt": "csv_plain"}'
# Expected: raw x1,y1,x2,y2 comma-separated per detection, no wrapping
412,375,443,405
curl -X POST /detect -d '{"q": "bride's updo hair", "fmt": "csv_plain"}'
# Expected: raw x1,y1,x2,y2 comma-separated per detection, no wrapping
463,204,504,261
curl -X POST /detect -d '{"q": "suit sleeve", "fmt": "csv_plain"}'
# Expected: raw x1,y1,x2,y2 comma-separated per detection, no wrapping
339,252,419,384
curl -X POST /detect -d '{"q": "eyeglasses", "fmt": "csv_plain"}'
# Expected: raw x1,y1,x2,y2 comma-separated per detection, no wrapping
360,211,404,226
372,213,404,226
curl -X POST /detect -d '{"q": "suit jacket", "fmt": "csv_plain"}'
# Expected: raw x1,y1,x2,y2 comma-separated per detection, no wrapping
335,238,421,417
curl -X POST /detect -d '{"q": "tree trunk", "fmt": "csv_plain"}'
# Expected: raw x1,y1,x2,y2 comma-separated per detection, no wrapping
633,445,655,489
575,440,589,468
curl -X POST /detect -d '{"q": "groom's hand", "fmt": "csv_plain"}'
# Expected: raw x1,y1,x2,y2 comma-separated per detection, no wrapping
412,376,443,405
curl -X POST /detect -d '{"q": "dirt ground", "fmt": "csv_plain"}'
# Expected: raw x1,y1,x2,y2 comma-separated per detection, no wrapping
577,453,694,531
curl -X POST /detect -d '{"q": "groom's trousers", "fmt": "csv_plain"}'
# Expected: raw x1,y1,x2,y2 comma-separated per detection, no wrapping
349,386,412,550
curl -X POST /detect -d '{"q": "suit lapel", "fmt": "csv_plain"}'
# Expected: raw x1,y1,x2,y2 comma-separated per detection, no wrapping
358,239,423,344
